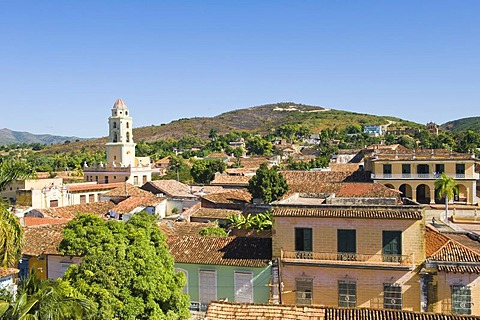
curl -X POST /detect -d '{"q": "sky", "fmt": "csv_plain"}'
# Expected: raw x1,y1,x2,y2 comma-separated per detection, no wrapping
0,1,479,138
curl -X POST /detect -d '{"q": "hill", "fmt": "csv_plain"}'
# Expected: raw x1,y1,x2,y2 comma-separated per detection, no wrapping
441,116,480,133
0,128,83,146
40,102,422,154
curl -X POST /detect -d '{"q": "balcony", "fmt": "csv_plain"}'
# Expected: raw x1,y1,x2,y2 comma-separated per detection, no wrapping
371,173,478,180
281,250,415,270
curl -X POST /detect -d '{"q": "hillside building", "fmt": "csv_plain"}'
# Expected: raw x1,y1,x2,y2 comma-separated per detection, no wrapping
83,99,152,186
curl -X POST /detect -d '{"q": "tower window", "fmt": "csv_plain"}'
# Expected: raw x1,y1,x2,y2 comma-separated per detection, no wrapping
126,122,129,128
126,111,128,116
113,133,118,143
126,132,130,142
113,122,117,129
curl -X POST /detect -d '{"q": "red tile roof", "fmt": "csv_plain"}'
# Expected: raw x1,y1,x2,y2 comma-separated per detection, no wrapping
273,206,422,220
66,182,124,192
158,221,217,237
33,201,114,219
280,170,372,188
426,226,480,273
142,180,195,198
102,183,152,198
206,302,479,320
201,189,252,204
112,195,165,214
22,223,66,256
23,217,70,227
166,236,271,267
210,174,251,186
0,267,19,278
190,208,242,219
287,181,400,199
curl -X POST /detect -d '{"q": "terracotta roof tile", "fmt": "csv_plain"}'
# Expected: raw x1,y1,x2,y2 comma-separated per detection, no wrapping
66,182,124,192
206,302,480,320
167,236,271,267
32,201,114,219
112,195,165,214
158,221,217,237
280,171,372,190
286,181,400,199
201,189,252,204
22,223,66,256
142,180,195,198
102,183,152,198
210,174,251,186
329,163,362,172
426,226,480,273
0,267,19,278
238,157,270,169
190,208,242,219
273,206,422,220
23,217,70,227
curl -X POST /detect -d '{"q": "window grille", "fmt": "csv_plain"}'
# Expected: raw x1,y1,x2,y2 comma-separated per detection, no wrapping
452,285,471,315
384,283,402,310
339,281,356,307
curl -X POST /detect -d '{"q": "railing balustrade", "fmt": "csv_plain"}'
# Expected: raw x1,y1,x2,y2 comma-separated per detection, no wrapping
282,250,412,266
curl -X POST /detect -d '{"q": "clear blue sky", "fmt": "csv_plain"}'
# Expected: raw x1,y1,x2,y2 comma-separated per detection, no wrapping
1,1,479,138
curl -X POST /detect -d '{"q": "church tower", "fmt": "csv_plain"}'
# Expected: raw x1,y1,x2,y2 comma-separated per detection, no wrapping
106,98,136,167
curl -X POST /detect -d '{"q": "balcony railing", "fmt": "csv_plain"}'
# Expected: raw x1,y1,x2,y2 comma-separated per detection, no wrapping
282,250,413,267
372,173,477,180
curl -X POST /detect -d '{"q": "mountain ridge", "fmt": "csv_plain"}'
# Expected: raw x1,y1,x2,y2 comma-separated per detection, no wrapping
0,128,83,146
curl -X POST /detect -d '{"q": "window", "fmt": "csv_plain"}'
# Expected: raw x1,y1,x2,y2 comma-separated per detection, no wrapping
296,278,313,305
417,164,429,174
134,176,139,185
338,281,356,307
456,164,465,175
383,164,392,175
199,270,216,311
49,199,58,207
89,194,94,203
113,122,117,129
80,195,86,204
126,132,130,142
95,176,98,182
384,283,402,309
234,272,253,303
295,228,312,253
113,133,118,143
104,176,109,184
383,231,402,262
126,122,129,128
401,164,411,174
452,285,471,315
435,164,445,174
337,230,356,261
143,175,147,184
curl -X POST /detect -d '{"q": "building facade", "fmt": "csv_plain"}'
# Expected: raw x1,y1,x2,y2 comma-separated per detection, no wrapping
83,99,152,186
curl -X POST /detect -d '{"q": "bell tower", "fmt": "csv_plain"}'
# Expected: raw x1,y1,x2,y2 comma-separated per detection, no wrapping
106,98,136,167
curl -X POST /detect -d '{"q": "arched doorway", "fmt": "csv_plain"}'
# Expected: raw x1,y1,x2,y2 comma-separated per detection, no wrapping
399,184,412,199
416,184,431,204
384,184,395,189
457,184,467,203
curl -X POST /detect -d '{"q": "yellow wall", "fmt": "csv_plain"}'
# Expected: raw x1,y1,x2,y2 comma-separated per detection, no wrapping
280,265,421,311
433,272,480,315
28,255,47,280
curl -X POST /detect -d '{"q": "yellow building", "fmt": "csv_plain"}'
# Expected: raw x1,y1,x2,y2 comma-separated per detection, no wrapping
272,202,426,312
83,99,152,186
366,146,479,205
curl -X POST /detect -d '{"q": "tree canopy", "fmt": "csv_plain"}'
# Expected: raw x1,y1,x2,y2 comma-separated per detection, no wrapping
248,163,288,203
190,159,226,184
59,212,190,320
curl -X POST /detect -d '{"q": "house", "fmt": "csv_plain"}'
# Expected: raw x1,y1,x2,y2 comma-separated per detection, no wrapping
210,173,252,189
108,194,166,221
425,226,480,315
367,146,479,204
205,153,231,163
0,267,19,294
205,301,480,320
272,200,425,311
363,125,384,136
24,201,115,220
20,223,81,280
101,182,154,204
141,180,198,214
83,99,153,186
200,190,252,211
189,207,243,226
166,234,272,311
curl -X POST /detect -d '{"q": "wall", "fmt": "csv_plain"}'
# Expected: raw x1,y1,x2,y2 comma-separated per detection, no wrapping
433,271,480,315
47,255,82,279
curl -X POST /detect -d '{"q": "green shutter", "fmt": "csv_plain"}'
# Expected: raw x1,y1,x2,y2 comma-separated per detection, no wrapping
338,230,356,253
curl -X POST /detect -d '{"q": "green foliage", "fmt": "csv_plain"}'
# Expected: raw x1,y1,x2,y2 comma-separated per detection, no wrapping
442,116,480,133
248,163,288,204
0,206,23,268
59,213,190,319
198,225,228,237
0,272,94,320
435,173,458,219
285,156,329,171
162,156,193,183
246,136,273,156
190,159,226,184
227,210,272,231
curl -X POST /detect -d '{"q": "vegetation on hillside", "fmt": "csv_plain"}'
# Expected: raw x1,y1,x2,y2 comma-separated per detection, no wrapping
442,116,480,133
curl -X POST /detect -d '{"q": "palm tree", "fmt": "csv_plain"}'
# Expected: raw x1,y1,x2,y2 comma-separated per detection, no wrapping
0,159,35,268
435,172,458,221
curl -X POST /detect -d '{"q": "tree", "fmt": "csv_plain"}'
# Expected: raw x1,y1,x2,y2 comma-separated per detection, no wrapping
0,272,94,320
248,163,288,203
190,159,226,184
59,212,190,319
198,225,228,237
435,173,458,221
0,159,35,268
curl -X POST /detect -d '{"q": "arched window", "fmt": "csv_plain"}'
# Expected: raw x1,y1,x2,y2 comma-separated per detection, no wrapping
113,122,117,129
113,133,118,142
126,122,129,128
126,132,130,142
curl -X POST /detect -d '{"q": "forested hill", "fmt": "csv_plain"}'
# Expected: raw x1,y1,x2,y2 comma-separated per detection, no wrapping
442,116,480,133
0,128,82,146
39,102,422,153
